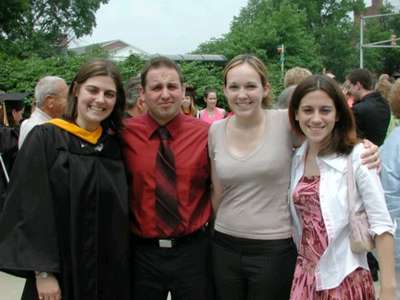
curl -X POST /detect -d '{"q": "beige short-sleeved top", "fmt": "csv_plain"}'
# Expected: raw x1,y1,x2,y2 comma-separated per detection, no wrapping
209,109,294,240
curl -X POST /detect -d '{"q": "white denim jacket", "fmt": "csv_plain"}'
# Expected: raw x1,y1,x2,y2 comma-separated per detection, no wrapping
289,142,394,290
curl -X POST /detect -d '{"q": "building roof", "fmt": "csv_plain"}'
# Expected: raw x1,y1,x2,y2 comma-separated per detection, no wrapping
148,54,227,63
70,39,148,56
70,40,227,63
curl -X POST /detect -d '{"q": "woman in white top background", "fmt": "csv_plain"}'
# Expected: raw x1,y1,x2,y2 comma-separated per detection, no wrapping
288,74,395,299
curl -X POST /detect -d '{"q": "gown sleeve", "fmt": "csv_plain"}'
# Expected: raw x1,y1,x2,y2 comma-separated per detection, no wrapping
0,126,18,154
0,125,60,278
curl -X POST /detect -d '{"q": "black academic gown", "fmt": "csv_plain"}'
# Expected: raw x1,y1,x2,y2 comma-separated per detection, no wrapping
0,125,19,210
0,123,130,300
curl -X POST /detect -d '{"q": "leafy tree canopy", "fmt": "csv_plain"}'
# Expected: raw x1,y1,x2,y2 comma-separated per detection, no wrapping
197,0,400,85
197,0,321,93
0,51,227,109
0,0,108,58
2,0,400,107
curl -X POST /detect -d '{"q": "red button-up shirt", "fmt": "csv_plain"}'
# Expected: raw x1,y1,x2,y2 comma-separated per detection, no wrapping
122,113,212,238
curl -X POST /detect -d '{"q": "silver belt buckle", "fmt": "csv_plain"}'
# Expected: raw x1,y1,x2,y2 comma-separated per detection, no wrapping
159,239,173,248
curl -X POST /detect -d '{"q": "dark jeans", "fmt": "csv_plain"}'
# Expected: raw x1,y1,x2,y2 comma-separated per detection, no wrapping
132,230,214,300
212,231,297,300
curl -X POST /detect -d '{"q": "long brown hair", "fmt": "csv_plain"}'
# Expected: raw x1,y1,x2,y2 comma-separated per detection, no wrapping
64,59,126,133
288,74,358,155
181,85,198,117
223,54,272,108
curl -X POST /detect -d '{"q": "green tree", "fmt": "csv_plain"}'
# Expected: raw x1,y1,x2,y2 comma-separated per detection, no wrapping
0,0,109,58
196,0,321,94
0,47,109,94
0,0,29,35
197,0,400,85
180,62,224,109
289,0,365,79
0,51,228,112
273,0,400,79
118,54,146,82
360,5,400,76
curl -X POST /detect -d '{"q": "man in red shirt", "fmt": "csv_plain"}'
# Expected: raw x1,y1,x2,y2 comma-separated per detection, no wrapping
122,56,214,299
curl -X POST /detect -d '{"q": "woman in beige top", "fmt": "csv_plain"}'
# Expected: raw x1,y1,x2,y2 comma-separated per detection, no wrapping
209,54,379,300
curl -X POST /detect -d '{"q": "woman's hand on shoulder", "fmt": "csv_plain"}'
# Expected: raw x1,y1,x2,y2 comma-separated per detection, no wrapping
36,273,61,300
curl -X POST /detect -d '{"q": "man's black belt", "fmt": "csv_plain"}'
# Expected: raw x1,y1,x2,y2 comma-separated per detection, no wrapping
132,226,206,248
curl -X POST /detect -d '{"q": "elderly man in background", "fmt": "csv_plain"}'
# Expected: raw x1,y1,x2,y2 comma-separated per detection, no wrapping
18,76,68,148
124,75,147,118
276,67,312,109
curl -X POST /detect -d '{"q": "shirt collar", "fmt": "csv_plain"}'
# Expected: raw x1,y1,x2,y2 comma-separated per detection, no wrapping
33,107,52,120
294,141,346,173
145,112,182,140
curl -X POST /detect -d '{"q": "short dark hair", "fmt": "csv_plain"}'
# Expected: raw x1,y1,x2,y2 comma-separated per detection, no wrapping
65,59,126,133
185,85,196,99
347,68,373,90
203,87,217,99
288,74,358,155
140,56,183,89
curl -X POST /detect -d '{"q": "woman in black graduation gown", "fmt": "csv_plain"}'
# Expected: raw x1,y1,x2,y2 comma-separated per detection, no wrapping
0,59,130,300
0,125,19,205
0,96,25,209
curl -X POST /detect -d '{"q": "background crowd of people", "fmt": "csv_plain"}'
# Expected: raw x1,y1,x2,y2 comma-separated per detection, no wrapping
0,54,398,300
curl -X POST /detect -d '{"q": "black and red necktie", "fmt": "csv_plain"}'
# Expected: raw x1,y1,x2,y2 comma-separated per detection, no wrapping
155,127,180,236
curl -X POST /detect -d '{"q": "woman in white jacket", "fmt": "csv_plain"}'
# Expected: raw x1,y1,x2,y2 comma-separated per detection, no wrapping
287,74,396,300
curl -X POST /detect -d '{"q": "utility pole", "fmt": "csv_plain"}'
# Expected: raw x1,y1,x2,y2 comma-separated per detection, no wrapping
277,44,285,80
359,12,400,68
360,17,364,68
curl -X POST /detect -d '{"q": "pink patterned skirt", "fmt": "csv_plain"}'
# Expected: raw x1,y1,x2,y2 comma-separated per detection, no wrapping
290,176,374,300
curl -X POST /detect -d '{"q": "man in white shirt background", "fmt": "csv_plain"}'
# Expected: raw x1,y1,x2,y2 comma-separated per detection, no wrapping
18,76,68,148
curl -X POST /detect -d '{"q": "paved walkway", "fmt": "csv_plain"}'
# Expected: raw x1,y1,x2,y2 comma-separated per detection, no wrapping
0,271,379,300
0,271,173,300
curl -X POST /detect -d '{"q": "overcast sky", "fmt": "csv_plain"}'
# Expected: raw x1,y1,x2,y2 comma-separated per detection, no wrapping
72,0,400,55
72,0,248,55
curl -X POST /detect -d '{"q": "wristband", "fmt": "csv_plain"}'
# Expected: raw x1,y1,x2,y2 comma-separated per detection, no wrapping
35,271,51,279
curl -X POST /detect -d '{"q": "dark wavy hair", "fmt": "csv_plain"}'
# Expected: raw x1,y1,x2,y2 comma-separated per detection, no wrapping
203,87,217,99
288,74,358,155
64,59,126,133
